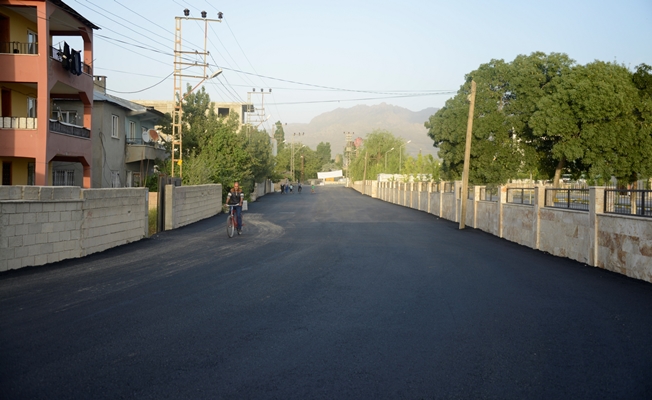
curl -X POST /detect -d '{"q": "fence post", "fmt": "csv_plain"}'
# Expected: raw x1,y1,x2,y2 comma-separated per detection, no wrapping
454,180,463,222
498,185,507,238
473,186,481,228
533,186,546,250
589,187,605,267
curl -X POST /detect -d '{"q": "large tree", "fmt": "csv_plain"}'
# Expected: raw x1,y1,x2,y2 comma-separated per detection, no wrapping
348,130,405,181
529,61,652,184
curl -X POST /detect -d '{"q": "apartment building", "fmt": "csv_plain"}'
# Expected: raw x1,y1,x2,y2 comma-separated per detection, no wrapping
0,0,97,187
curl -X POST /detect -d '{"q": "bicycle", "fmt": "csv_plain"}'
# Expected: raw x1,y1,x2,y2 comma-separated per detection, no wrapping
226,204,242,238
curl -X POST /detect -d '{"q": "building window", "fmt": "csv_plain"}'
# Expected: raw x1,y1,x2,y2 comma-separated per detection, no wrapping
111,115,119,138
128,121,136,142
52,110,78,124
27,97,36,118
27,30,38,54
27,162,35,185
218,108,230,117
111,171,121,188
2,162,11,185
53,170,74,186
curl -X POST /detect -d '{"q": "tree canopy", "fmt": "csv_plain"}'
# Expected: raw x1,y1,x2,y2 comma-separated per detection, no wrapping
425,52,652,185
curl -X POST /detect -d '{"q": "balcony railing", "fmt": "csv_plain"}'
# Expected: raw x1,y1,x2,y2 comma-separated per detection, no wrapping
49,119,90,138
0,117,37,129
126,138,166,149
0,41,38,54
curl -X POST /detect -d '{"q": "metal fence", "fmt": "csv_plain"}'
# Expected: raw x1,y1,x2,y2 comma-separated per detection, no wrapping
544,188,590,211
604,189,652,217
479,186,499,202
506,188,535,205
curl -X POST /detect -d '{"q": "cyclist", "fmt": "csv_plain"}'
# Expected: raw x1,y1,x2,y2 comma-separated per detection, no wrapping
298,183,302,193
226,181,244,234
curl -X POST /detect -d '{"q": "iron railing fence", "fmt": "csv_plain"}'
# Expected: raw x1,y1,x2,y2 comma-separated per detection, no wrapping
545,188,590,211
604,189,652,217
479,186,499,202
49,119,90,138
506,188,535,205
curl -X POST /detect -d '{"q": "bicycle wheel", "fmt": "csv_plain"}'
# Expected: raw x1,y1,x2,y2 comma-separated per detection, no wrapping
226,214,235,238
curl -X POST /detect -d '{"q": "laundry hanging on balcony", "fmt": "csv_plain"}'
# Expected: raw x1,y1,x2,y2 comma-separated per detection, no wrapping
59,42,82,76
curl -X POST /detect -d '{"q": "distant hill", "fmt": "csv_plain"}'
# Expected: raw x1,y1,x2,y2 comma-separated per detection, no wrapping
280,103,439,159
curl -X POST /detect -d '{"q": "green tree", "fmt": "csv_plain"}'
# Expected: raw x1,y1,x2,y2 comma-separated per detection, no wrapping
349,130,405,180
316,142,332,164
403,153,441,181
529,61,652,185
274,121,286,152
426,52,575,184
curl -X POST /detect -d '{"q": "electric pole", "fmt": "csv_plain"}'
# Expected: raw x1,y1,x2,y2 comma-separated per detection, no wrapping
459,80,476,229
171,9,222,178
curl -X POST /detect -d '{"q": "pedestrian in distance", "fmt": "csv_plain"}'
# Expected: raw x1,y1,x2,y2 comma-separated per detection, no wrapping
311,183,315,194
298,183,302,193
280,183,284,194
290,184,293,193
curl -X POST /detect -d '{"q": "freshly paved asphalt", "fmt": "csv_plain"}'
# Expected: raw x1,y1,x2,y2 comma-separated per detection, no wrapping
1,186,652,399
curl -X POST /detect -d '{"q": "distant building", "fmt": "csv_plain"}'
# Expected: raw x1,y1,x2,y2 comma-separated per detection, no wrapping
133,99,252,131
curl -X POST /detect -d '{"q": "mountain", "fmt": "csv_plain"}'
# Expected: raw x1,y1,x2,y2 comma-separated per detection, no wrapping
280,103,439,159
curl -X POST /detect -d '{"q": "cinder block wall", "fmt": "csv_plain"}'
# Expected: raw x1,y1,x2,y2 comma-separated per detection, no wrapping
81,188,148,256
0,186,147,272
1,186,83,271
165,184,222,230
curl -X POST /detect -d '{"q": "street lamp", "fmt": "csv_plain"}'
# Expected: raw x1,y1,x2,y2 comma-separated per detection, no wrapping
399,140,412,174
385,147,395,171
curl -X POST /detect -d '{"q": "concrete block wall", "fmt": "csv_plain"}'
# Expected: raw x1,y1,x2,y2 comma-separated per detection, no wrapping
1,186,84,271
165,184,221,230
0,186,146,272
352,182,652,284
81,188,148,256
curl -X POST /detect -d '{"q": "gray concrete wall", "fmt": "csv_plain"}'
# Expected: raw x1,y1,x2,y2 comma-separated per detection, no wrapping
165,184,221,230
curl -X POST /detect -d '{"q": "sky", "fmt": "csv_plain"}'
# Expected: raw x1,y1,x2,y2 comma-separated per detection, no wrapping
62,0,652,134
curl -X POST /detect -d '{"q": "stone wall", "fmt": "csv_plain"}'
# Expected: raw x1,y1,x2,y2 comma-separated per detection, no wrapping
359,182,652,284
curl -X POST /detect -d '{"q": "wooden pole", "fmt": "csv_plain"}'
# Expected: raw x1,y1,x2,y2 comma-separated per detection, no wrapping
460,80,476,229
362,151,368,195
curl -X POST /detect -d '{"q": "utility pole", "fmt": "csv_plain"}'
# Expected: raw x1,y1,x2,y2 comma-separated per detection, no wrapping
343,131,354,184
291,132,304,181
362,151,368,195
246,88,271,134
171,9,222,178
459,80,477,230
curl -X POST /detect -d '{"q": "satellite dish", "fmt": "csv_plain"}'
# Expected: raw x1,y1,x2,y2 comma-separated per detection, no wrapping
142,129,151,143
148,129,159,142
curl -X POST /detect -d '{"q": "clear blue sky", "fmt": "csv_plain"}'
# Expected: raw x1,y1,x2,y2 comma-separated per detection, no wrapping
65,0,652,132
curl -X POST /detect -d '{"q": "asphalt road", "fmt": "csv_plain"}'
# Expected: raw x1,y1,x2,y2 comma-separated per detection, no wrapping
1,186,652,399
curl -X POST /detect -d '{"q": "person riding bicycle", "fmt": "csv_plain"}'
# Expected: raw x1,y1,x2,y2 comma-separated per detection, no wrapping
226,181,244,234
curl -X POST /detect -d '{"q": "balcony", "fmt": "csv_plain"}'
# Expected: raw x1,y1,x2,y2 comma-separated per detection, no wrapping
50,46,92,75
125,139,168,163
0,117,37,129
49,119,90,138
0,41,38,54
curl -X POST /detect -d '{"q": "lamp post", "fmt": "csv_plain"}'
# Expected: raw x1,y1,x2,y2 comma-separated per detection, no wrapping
385,147,395,171
399,140,411,174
